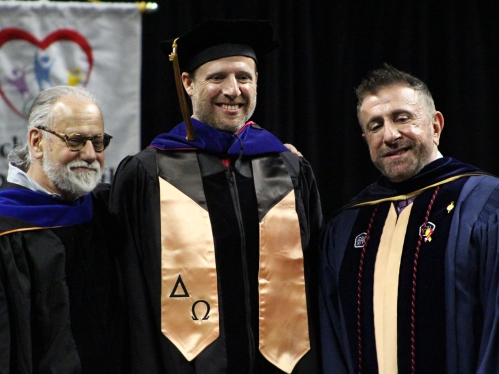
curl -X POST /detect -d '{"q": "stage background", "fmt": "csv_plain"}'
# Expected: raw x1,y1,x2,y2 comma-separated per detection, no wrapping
0,1,141,184
38,1,499,220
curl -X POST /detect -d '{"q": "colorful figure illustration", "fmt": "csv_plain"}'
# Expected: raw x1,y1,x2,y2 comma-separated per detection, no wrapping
34,51,54,90
0,28,94,120
67,67,84,86
6,67,30,98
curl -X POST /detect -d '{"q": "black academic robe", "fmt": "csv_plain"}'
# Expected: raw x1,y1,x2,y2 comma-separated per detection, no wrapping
109,122,323,373
0,182,128,373
320,157,499,374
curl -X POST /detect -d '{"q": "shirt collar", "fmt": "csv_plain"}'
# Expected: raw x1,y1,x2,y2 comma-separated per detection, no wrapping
7,163,62,199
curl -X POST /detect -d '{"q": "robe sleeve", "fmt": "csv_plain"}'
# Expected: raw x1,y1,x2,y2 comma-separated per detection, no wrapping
108,148,167,371
0,236,12,371
281,152,324,371
319,210,358,374
445,176,499,373
0,229,81,372
471,209,499,373
108,150,160,257
297,156,324,245
298,156,324,372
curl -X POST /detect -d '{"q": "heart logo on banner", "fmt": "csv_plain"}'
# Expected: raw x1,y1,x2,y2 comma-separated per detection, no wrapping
0,28,93,119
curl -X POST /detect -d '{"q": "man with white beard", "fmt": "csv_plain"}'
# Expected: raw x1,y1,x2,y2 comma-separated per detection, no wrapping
0,86,128,373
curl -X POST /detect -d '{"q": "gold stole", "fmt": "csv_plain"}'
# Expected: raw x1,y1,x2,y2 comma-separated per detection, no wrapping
373,202,413,373
159,153,309,373
253,157,310,373
159,177,219,360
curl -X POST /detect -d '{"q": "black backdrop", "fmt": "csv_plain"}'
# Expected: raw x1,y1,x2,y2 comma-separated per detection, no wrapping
112,0,499,220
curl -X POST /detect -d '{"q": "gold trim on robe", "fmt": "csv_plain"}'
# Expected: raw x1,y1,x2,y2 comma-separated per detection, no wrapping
159,177,219,361
351,173,482,208
373,202,413,373
0,226,51,237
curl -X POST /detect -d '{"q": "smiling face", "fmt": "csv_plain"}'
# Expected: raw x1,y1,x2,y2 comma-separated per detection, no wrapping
28,96,105,200
182,55,258,133
359,85,444,182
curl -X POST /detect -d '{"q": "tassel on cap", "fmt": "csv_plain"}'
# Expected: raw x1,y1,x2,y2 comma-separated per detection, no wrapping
169,38,195,141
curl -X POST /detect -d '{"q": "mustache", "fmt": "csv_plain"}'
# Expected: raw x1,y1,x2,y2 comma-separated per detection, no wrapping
378,142,412,157
67,160,101,171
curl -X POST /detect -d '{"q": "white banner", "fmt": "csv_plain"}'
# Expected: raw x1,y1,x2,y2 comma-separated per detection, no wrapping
0,1,142,184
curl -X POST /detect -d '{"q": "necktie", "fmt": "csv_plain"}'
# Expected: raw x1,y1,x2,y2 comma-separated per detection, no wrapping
396,197,416,215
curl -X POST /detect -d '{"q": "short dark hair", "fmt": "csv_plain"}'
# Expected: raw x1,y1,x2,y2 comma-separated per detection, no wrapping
355,63,436,122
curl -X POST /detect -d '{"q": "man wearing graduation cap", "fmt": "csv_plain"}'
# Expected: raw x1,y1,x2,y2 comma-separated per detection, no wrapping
109,19,323,373
320,64,499,373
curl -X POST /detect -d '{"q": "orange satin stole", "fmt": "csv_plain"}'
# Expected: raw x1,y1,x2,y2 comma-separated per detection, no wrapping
159,155,309,373
159,177,219,360
259,189,310,373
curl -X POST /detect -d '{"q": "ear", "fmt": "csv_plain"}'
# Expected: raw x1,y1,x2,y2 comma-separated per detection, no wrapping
28,128,45,160
181,72,194,97
432,111,444,146
361,122,369,143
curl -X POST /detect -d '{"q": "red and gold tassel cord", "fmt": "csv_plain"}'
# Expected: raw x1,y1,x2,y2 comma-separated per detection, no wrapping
169,38,195,140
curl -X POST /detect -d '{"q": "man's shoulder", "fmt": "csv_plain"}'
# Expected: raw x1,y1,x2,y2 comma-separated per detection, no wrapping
327,204,358,226
468,173,499,184
280,151,301,176
0,181,25,191
460,174,499,198
0,215,40,237
459,173,499,198
122,146,199,165
114,147,158,176
280,151,316,175
446,174,499,226
129,146,158,162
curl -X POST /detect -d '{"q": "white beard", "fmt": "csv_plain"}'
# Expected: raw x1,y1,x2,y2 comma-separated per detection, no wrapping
43,156,102,199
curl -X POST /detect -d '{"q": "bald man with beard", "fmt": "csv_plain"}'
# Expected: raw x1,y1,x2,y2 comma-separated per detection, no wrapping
0,86,127,373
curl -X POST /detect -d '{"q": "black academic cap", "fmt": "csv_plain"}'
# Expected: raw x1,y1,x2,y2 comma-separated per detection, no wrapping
161,19,280,72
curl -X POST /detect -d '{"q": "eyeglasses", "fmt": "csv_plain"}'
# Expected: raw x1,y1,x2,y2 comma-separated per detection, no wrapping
36,126,112,152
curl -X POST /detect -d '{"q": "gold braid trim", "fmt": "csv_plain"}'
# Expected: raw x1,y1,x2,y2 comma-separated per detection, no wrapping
351,173,484,208
0,226,60,237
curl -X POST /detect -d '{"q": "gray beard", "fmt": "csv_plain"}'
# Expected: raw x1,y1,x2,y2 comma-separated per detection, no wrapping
43,156,102,199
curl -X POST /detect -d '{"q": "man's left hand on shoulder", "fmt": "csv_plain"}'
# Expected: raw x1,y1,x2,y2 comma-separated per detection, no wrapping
284,143,303,157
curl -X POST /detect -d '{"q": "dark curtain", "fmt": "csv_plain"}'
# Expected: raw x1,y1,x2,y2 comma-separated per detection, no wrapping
132,0,499,220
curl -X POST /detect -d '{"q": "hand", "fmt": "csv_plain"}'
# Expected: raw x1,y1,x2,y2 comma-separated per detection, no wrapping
284,143,303,157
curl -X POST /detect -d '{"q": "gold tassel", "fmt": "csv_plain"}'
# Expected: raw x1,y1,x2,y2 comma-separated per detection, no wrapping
169,38,195,141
